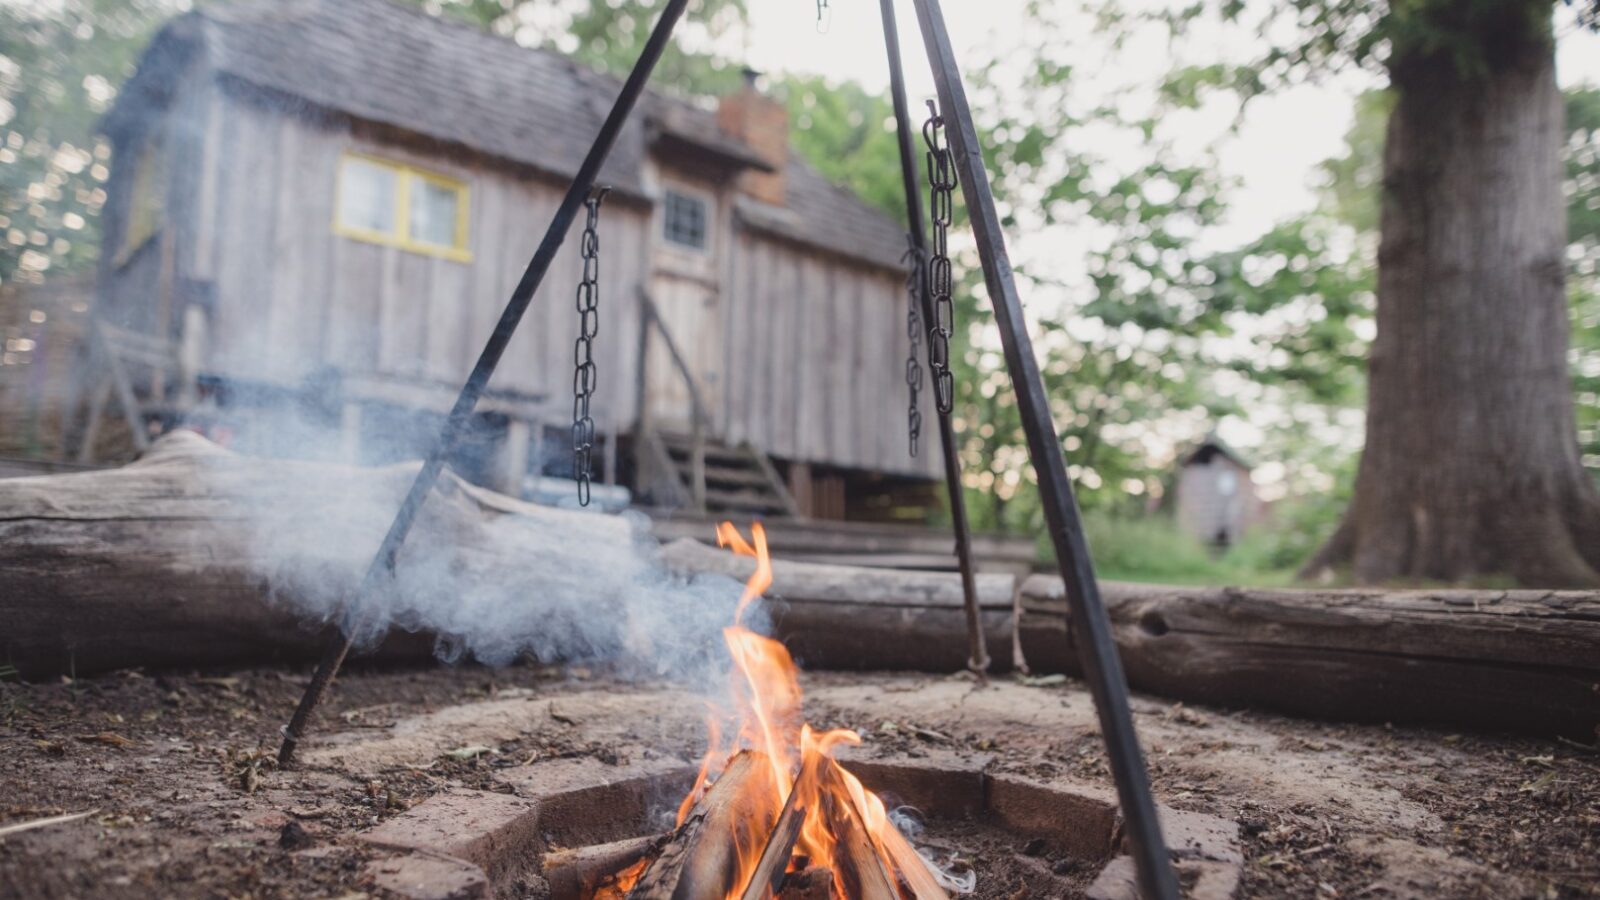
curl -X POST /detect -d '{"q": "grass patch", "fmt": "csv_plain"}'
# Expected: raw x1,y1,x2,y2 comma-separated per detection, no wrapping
1079,513,1300,587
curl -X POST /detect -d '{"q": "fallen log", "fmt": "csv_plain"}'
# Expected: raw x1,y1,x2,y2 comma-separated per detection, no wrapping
7,435,1597,738
1020,576,1600,740
664,542,1600,738
659,539,1019,671
0,431,639,678
628,751,779,900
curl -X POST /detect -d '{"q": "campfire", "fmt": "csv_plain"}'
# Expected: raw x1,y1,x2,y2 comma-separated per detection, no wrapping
600,523,964,900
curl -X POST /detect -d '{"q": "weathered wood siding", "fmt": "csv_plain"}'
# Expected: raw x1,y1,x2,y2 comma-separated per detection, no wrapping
133,80,934,478
722,228,936,478
189,84,651,431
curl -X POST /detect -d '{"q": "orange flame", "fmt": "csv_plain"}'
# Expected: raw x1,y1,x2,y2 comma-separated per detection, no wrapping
651,522,944,900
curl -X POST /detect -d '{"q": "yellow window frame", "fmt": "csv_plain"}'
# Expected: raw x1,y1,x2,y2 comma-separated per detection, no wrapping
334,151,472,263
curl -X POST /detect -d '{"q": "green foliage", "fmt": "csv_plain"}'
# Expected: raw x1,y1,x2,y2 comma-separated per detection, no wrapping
1316,90,1391,236
1568,88,1600,475
1199,217,1373,406
417,0,750,98
0,0,184,287
1158,0,1593,109
1081,511,1297,586
772,75,903,223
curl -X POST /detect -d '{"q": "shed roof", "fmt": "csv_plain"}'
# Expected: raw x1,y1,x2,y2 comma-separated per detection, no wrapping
1179,431,1253,471
116,0,907,271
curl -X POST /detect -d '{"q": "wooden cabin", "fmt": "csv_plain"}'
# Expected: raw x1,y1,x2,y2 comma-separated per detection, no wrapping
91,0,945,524
1172,433,1263,550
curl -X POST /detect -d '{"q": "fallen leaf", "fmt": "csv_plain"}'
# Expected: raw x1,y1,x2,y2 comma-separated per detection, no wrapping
446,745,495,760
76,732,134,749
1519,772,1557,794
288,806,337,819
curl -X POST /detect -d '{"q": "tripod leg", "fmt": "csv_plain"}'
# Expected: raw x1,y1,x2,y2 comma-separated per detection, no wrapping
876,0,988,674
904,1,1179,896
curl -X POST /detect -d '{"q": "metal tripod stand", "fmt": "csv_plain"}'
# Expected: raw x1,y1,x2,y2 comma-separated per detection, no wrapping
276,2,1179,895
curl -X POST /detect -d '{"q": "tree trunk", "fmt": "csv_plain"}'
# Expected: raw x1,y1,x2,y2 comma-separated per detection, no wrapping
1310,11,1600,586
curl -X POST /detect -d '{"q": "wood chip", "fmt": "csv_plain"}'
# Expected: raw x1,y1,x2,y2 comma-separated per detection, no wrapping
0,809,99,839
76,732,134,748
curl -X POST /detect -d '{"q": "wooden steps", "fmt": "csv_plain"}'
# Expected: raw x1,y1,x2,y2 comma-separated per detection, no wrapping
652,432,801,518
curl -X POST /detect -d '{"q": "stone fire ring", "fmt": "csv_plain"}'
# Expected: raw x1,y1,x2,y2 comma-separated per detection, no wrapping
355,753,1241,899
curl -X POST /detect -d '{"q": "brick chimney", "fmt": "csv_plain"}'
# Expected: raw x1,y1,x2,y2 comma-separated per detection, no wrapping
717,68,788,206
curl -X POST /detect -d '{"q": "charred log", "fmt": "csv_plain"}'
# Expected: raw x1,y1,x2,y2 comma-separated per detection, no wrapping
777,867,834,900
544,834,667,900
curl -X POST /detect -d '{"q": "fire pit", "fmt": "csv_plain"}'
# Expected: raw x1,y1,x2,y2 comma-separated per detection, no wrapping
357,750,1238,900
357,524,1240,900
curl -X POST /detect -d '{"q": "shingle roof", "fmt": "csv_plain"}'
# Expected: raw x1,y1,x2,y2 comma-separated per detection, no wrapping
155,0,906,271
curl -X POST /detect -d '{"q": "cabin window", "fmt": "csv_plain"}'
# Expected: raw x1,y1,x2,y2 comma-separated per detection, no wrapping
118,132,165,264
662,189,709,251
335,152,470,261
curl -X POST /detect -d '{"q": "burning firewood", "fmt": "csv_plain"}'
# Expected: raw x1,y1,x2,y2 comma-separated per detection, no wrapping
627,750,780,900
737,785,806,900
544,833,667,900
822,776,899,900
778,867,834,900
877,823,951,900
636,524,959,900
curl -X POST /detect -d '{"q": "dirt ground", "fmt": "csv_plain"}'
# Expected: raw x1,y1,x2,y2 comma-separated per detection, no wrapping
0,662,1596,899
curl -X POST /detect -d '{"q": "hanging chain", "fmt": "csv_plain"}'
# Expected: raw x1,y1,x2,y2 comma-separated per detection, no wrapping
572,187,609,507
923,100,957,416
903,237,925,457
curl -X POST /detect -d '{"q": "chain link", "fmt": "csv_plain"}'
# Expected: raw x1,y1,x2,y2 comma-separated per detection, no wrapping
922,101,957,415
903,237,925,457
572,187,609,507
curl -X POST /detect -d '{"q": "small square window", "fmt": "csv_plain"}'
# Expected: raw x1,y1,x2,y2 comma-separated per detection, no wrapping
410,177,460,248
662,189,708,251
338,156,398,236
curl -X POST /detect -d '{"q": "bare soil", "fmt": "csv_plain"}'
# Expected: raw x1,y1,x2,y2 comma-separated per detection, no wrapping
0,663,1595,899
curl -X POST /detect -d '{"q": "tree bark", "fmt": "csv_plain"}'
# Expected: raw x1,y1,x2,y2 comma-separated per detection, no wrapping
1309,8,1600,586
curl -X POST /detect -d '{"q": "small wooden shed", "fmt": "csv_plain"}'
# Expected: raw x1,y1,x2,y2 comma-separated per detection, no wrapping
1173,432,1262,549
86,0,942,523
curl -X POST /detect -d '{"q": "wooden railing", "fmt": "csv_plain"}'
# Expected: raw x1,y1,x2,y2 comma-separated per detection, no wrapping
635,288,708,511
